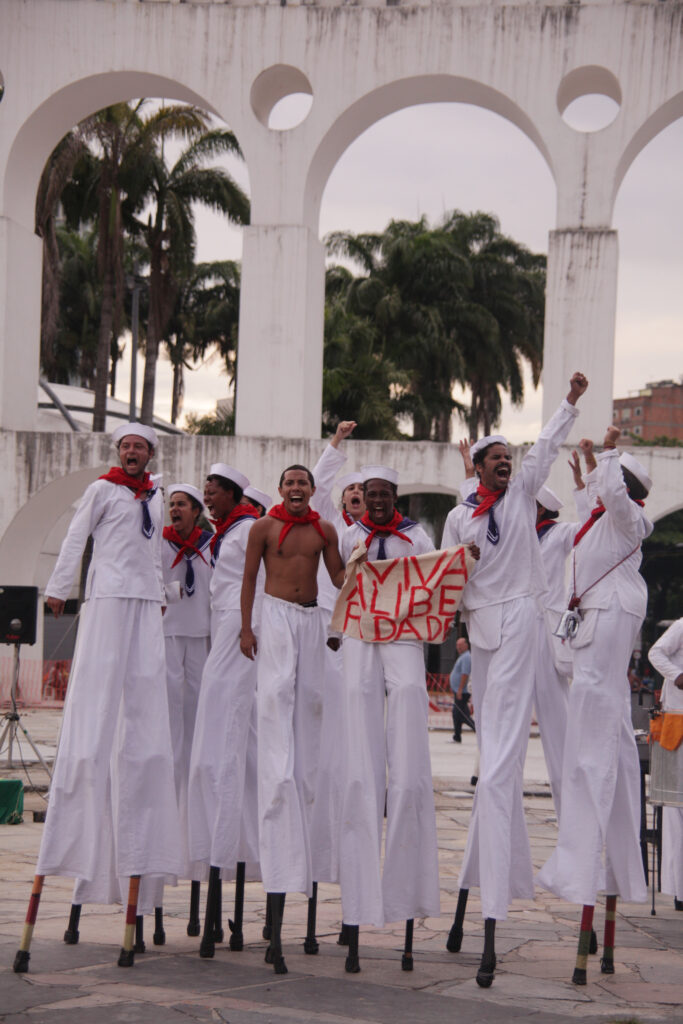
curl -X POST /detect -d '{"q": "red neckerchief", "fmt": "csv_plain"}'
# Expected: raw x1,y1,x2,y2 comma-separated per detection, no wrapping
163,525,208,567
574,496,644,547
341,509,354,527
359,509,413,548
471,483,505,518
99,467,153,500
536,518,557,535
268,503,328,549
210,504,259,557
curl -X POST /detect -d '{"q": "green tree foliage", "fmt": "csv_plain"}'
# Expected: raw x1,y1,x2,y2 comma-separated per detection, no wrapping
323,211,546,441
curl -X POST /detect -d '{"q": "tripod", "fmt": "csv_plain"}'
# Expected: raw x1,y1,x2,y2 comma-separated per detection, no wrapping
0,642,52,777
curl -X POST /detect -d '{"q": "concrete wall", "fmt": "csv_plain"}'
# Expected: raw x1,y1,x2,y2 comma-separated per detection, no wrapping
1,1,683,442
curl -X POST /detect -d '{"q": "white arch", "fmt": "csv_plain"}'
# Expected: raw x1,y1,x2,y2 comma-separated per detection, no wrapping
304,74,554,233
3,71,224,231
613,93,683,219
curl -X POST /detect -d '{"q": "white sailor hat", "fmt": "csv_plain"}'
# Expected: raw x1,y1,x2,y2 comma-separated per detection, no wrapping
361,465,399,486
208,463,250,492
470,435,507,461
619,451,652,495
336,471,363,492
536,485,563,512
244,485,272,510
168,483,204,509
112,421,158,448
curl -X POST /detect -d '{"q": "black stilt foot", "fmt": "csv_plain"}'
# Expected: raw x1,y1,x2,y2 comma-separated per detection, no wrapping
212,875,224,943
118,947,135,968
64,903,81,945
199,866,221,958
153,907,166,946
187,880,201,937
345,924,360,973
674,898,683,911
229,862,245,950
134,915,145,954
265,893,287,974
13,950,30,973
589,928,598,955
304,881,319,954
337,923,350,946
446,888,469,953
402,918,414,971
572,967,587,985
600,956,615,975
475,918,496,988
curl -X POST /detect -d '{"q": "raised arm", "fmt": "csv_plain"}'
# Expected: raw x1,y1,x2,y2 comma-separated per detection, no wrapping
595,428,652,541
311,421,356,520
240,519,268,659
519,372,587,495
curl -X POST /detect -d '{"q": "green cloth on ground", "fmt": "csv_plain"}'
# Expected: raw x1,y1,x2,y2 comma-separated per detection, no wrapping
0,779,23,824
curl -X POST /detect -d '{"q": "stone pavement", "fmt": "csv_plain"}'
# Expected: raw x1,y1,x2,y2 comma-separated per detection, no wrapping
1,709,681,1024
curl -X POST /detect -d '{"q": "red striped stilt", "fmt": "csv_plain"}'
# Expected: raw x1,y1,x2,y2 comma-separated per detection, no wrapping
118,875,141,967
572,904,595,985
13,874,45,973
600,895,617,974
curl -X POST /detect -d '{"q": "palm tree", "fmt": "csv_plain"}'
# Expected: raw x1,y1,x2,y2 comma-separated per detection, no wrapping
134,122,249,425
164,260,241,424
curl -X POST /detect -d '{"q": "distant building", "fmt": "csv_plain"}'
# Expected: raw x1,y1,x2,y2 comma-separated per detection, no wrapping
612,378,683,442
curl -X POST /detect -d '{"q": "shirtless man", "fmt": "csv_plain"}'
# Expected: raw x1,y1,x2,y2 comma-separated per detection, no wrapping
240,465,345,973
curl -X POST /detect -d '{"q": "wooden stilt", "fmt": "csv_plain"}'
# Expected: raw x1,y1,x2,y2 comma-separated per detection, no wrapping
262,893,272,940
446,887,469,952
118,875,141,967
572,904,595,985
13,874,45,973
228,861,245,951
153,906,166,946
345,923,360,973
187,880,201,936
600,895,617,974
476,918,496,988
303,881,319,954
265,892,287,974
200,865,220,958
64,902,82,945
401,918,414,971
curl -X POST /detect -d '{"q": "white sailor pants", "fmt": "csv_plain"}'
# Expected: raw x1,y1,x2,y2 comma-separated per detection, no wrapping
537,598,647,905
187,609,259,874
459,596,538,920
532,612,570,820
37,598,181,882
257,595,325,896
338,637,440,927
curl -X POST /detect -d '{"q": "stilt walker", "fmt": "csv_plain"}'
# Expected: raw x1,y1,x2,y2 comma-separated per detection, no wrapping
335,466,446,973
14,424,181,972
442,374,588,985
537,431,652,984
240,464,346,974
186,464,261,959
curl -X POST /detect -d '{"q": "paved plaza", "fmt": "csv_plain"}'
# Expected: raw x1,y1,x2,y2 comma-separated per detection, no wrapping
1,709,681,1023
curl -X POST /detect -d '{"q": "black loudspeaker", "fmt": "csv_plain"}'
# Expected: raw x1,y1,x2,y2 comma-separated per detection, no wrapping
0,586,39,645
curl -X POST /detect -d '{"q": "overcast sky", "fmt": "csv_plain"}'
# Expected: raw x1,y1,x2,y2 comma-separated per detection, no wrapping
114,96,682,444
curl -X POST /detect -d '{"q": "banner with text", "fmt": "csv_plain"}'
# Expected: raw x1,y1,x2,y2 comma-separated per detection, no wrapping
331,544,473,644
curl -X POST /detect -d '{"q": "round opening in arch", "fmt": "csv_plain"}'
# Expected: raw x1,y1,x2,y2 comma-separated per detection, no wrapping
557,66,622,133
250,64,313,131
